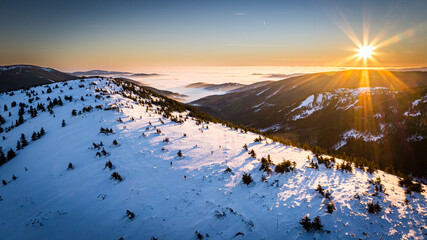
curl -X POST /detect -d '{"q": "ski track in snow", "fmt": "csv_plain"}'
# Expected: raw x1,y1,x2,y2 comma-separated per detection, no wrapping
0,78,426,240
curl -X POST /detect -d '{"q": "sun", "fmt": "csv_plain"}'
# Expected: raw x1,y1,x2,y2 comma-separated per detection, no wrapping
356,45,375,59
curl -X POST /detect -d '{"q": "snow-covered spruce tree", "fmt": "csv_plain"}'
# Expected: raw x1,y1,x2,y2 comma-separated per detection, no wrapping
0,149,6,165
307,160,319,169
177,150,183,158
367,201,382,213
243,144,248,151
326,201,336,214
312,216,323,230
254,136,263,142
300,215,323,231
315,184,325,196
31,132,38,141
16,140,21,151
260,155,274,173
7,148,15,160
242,172,253,185
111,172,123,181
12,174,17,180
62,119,66,127
299,215,311,231
112,139,119,146
248,149,256,158
67,162,74,170
2,180,6,186
105,160,113,170
195,231,204,240
20,134,28,147
126,210,135,220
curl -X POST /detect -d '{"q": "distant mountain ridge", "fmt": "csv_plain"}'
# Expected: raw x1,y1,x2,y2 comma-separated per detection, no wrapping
72,70,161,78
72,70,132,75
0,65,77,92
186,82,246,91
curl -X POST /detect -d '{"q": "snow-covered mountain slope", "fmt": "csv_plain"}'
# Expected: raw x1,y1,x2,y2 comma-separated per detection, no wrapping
193,70,427,177
0,78,426,239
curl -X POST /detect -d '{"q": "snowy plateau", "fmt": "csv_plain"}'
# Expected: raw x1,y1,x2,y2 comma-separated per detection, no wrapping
0,78,426,240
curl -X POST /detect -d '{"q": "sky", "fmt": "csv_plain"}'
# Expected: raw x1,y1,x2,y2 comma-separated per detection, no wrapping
0,0,426,70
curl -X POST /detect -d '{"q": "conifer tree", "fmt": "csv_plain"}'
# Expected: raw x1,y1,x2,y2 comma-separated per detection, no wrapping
300,216,311,231
16,140,21,151
62,119,66,127
31,132,37,141
20,134,28,147
68,162,74,170
312,216,323,230
0,149,6,165
7,148,15,160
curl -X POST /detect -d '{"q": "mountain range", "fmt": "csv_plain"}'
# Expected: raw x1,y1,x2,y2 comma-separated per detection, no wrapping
193,70,427,178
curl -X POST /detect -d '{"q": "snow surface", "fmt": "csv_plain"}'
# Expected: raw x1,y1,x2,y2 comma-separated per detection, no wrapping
0,79,426,239
334,129,384,150
290,88,399,121
291,93,329,120
256,87,271,96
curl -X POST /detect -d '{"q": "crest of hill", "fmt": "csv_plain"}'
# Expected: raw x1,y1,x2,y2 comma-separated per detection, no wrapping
0,65,77,92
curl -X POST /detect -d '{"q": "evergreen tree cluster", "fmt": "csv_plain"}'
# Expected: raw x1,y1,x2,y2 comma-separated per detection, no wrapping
259,155,274,174
96,148,109,157
275,160,296,173
299,215,323,231
368,177,385,195
316,155,335,169
398,175,424,194
367,201,382,213
99,127,114,134
336,161,353,173
111,172,123,181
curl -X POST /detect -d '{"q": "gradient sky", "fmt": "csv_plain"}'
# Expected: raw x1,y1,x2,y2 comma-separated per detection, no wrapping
0,0,426,70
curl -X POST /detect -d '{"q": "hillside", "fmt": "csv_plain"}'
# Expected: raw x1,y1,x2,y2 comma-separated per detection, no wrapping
186,82,246,92
0,65,77,92
193,70,427,177
0,77,425,239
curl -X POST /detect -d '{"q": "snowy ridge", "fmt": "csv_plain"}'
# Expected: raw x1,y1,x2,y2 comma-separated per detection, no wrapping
0,79,426,239
290,88,398,121
334,129,384,150
404,94,427,117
